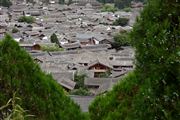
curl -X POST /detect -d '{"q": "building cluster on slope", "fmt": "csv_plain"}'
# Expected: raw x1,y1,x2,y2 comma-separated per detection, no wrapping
32,47,134,94
0,0,140,49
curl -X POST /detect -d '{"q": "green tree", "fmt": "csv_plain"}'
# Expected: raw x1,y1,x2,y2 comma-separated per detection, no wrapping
74,73,87,89
59,0,65,4
0,0,12,7
113,17,129,26
111,31,131,50
70,73,91,96
89,0,180,120
0,35,87,120
12,28,19,33
101,4,118,13
114,0,132,9
50,33,60,46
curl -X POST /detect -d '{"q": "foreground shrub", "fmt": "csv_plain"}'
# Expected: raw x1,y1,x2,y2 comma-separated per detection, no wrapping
0,35,86,120
89,0,180,119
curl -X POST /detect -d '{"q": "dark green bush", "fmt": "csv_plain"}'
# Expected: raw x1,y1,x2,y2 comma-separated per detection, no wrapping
50,33,59,43
59,0,65,4
0,35,86,120
89,72,139,120
70,88,91,96
12,28,19,33
111,31,131,50
123,7,132,12
89,0,180,119
113,17,129,26
0,0,12,7
101,4,118,13
70,74,91,96
74,73,87,89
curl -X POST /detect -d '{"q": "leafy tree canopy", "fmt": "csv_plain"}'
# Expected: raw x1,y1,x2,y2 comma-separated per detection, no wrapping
50,33,60,47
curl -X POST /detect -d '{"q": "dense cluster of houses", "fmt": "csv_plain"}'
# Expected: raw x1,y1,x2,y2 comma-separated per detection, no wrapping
0,0,142,112
32,47,134,93
0,0,140,49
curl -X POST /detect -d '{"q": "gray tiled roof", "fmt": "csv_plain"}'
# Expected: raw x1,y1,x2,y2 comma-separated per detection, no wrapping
70,95,95,112
52,72,76,90
85,77,122,95
61,42,80,49
84,77,119,86
81,44,111,50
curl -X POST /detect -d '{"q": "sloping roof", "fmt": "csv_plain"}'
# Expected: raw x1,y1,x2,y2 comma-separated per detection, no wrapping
60,79,76,90
85,77,121,95
87,59,113,70
52,72,76,90
61,42,80,49
26,10,41,16
81,44,111,49
110,60,133,66
76,33,93,40
84,77,119,86
52,72,74,80
73,50,97,64
19,43,40,47
76,32,105,41
10,4,27,12
110,70,128,78
70,95,95,112
95,82,111,95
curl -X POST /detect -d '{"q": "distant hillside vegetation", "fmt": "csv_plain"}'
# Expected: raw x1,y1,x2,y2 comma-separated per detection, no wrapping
89,0,180,119
0,35,87,120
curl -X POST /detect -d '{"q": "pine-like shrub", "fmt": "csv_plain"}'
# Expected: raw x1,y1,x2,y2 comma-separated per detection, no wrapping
89,0,180,119
0,35,86,120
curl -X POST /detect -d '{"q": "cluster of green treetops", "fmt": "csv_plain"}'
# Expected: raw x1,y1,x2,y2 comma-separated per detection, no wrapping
0,0,12,7
89,0,180,120
0,35,88,120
